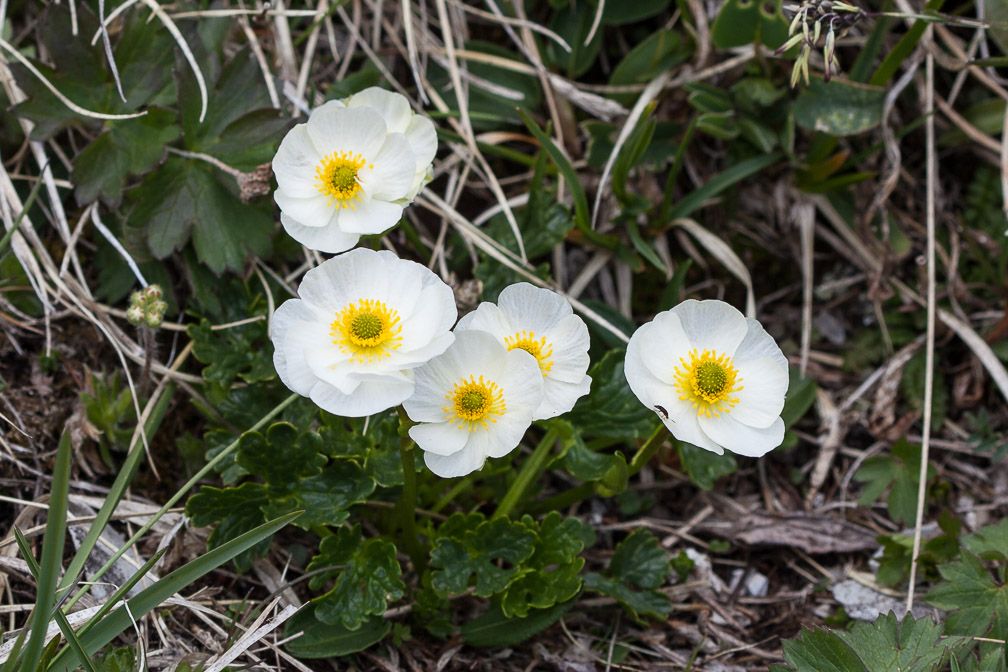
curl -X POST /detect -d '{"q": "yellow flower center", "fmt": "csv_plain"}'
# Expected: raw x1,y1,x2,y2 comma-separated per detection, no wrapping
330,299,403,362
673,348,743,418
504,330,553,376
315,151,372,209
443,375,506,432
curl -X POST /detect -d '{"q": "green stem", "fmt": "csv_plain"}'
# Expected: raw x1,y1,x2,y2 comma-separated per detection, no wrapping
62,392,299,612
527,423,669,515
396,435,427,575
494,427,559,520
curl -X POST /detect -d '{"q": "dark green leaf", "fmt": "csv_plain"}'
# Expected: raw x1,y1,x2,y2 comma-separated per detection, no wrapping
582,572,672,621
926,551,1008,637
431,515,537,597
559,433,628,496
567,350,655,440
583,529,671,621
601,0,672,24
92,647,136,672
500,513,588,617
308,526,405,630
794,79,886,137
263,460,375,529
961,519,1008,562
853,439,935,525
461,597,579,647
679,441,737,490
185,482,270,572
609,30,687,89
236,423,326,486
284,609,390,659
780,627,869,672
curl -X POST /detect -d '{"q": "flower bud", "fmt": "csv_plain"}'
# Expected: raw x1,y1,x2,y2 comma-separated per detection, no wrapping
126,305,145,325
143,284,163,302
144,310,163,328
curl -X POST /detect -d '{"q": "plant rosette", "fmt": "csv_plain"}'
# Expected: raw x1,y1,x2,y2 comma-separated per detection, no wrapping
455,282,592,420
403,330,545,478
271,248,456,416
272,87,437,253
624,299,789,457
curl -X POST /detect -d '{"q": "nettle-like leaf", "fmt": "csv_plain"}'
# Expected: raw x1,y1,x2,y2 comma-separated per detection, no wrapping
500,513,590,617
960,519,1008,562
186,482,270,572
187,299,274,393
853,438,936,525
558,429,628,497
777,612,969,672
583,529,672,621
306,525,405,630
320,411,405,487
567,350,656,440
925,550,1008,637
430,514,537,597
678,441,737,491
236,423,326,486
262,460,376,529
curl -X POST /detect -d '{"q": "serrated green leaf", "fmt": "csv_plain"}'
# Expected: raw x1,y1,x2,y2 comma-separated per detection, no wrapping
431,515,537,597
129,158,273,274
583,529,671,621
853,438,935,525
185,482,270,572
308,526,405,630
837,612,965,672
961,519,1008,562
236,423,326,486
567,350,656,440
284,609,390,659
73,108,179,206
321,410,408,487
263,460,375,529
461,597,579,647
187,310,273,392
559,434,628,496
610,529,670,589
679,441,737,490
781,627,869,672
500,513,588,617
926,551,1008,637
91,647,136,672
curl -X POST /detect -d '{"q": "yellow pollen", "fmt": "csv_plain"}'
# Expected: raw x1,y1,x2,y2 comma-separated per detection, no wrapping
442,375,506,432
330,299,403,363
672,348,744,419
504,330,554,376
315,151,373,209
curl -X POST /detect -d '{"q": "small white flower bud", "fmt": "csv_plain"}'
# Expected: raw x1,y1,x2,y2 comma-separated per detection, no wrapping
144,310,163,328
143,284,163,302
126,305,145,325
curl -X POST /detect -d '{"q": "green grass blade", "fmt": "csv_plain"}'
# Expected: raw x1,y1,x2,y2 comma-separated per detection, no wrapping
74,548,167,638
46,510,302,671
869,0,944,87
517,108,590,231
13,530,98,672
664,152,782,222
0,164,48,256
61,383,176,592
20,431,72,672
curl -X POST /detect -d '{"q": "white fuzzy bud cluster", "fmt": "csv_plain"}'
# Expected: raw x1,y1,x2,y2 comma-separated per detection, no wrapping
127,285,168,328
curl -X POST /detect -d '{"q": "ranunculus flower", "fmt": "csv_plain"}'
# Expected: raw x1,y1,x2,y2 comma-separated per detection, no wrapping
403,330,545,478
272,87,437,253
624,299,789,457
271,248,456,417
455,283,591,420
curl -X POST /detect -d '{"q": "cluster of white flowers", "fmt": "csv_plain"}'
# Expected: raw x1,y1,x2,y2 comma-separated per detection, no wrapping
269,87,790,479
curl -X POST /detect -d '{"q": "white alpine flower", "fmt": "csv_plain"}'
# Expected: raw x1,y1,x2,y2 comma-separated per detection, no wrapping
455,283,591,420
272,87,437,253
403,330,545,478
271,248,456,417
624,300,789,457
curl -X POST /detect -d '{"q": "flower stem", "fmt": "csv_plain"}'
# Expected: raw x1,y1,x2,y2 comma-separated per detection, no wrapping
396,435,427,575
493,427,559,520
526,423,669,515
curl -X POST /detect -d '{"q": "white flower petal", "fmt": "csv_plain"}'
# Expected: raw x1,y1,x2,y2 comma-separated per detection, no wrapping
698,414,785,457
634,311,690,384
404,115,438,170
346,87,412,133
270,249,456,417
274,189,336,229
409,422,469,456
672,299,748,357
455,302,512,340
272,125,322,198
497,348,545,414
305,103,387,159
498,283,572,333
361,133,416,201
280,212,361,253
735,318,789,371
669,411,726,455
424,444,488,478
543,315,591,384
534,374,591,420
730,357,789,428
310,376,414,417
484,414,530,458
334,199,405,234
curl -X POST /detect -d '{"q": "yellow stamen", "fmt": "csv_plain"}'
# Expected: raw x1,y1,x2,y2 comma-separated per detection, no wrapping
504,330,554,376
330,298,403,363
672,348,743,419
442,375,506,432
315,151,373,209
